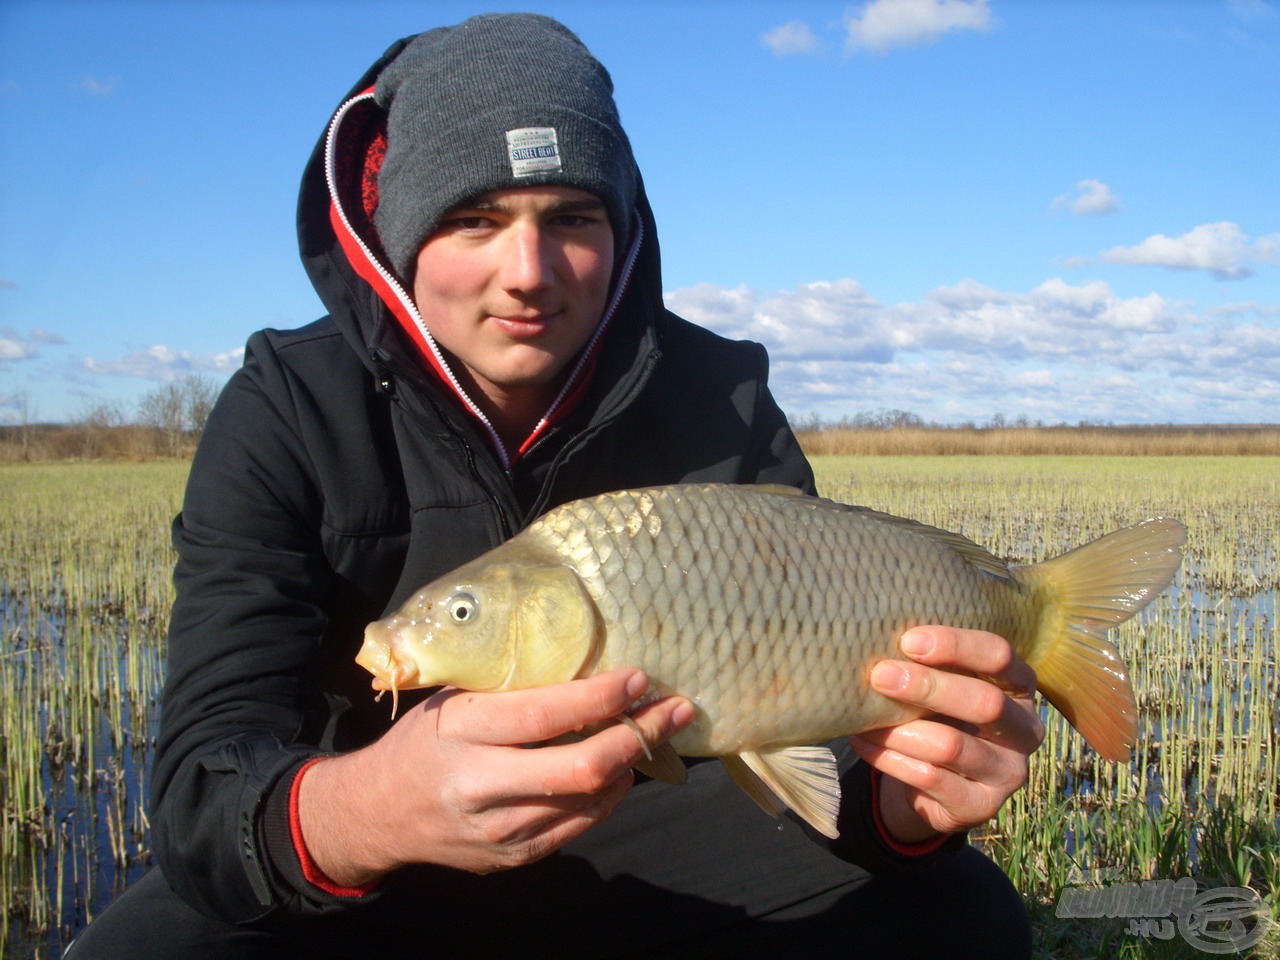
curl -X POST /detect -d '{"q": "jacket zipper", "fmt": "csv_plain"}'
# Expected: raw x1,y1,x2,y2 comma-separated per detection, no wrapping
522,347,664,524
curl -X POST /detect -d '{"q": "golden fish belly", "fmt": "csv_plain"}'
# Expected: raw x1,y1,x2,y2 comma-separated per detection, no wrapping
524,485,1031,756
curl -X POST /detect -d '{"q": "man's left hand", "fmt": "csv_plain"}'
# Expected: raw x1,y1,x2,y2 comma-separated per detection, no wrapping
849,625,1045,844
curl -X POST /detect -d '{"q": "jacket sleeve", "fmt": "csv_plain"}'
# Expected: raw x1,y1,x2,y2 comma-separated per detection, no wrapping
150,333,364,924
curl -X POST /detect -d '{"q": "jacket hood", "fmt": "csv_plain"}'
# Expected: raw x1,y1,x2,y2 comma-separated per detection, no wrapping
296,34,667,472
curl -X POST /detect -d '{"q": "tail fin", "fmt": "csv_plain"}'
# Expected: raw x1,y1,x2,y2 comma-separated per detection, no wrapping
1013,518,1186,762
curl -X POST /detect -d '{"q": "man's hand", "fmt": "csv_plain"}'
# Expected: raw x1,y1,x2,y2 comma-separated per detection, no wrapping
849,626,1045,844
299,669,694,885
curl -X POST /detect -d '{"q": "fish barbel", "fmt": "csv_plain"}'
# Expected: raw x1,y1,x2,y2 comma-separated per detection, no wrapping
355,484,1185,838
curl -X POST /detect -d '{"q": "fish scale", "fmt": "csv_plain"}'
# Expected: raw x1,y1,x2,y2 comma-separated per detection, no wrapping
523,485,1024,755
356,483,1185,838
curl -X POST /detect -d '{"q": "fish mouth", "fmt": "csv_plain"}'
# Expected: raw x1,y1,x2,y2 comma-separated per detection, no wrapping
355,630,398,683
356,624,414,717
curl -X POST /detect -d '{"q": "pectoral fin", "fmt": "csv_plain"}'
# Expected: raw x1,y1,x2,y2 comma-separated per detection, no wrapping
722,746,842,839
633,742,688,785
574,718,688,785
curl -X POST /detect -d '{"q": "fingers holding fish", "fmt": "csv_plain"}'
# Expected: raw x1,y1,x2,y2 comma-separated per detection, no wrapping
850,708,1031,799
899,626,1038,698
450,693,695,868
501,694,696,799
428,698,693,872
849,721,1031,840
296,673,694,881
873,626,1046,752
848,627,1046,839
439,668,651,747
857,736,1029,840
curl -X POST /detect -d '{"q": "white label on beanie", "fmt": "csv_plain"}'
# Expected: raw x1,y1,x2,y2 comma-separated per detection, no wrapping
506,127,561,177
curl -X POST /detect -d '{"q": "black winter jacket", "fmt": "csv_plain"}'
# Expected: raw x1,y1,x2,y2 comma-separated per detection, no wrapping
150,35,956,956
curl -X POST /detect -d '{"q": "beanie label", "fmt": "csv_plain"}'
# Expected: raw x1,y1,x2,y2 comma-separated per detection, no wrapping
506,127,562,177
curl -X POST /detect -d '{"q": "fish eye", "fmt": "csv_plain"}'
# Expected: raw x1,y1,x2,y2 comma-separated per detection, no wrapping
447,593,478,624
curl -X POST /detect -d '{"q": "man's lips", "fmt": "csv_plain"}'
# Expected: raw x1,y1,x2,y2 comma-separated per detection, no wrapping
490,311,559,338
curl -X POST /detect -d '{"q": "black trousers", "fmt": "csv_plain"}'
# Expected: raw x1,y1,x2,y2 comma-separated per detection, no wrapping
64,846,1031,959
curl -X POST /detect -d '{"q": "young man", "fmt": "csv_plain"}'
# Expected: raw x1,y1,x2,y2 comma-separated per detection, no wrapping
68,15,1039,957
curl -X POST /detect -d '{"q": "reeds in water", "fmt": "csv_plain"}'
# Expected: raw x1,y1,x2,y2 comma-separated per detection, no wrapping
814,455,1279,958
1,462,182,957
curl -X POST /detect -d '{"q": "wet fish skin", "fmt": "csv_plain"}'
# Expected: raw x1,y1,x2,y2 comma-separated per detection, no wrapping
356,484,1185,838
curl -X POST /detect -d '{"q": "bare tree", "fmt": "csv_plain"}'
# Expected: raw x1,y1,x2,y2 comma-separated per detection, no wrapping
137,375,223,457
3,390,38,461
76,399,128,458
179,375,221,439
137,383,186,457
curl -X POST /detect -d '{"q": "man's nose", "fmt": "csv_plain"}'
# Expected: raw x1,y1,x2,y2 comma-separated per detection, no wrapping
499,222,554,293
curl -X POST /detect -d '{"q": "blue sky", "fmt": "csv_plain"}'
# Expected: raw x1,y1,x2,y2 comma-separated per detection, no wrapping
2,0,1277,426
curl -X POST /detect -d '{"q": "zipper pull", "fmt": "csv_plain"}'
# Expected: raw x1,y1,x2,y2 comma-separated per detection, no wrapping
369,348,397,397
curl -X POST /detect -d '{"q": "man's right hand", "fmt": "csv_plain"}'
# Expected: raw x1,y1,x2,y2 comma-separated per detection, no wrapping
297,669,694,885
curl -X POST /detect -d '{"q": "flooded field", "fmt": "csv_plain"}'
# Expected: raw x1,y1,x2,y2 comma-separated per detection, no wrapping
814,456,1278,957
1,462,181,958
1,457,1276,958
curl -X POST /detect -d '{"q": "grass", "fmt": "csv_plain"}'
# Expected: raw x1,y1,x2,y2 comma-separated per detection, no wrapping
1,456,1276,957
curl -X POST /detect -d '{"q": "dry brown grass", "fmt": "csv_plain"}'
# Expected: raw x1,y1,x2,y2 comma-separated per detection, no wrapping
797,424,1280,457
0,425,200,462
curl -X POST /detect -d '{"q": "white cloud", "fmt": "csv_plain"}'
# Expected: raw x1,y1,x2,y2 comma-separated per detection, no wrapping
1091,221,1280,280
1228,0,1276,21
30,327,67,345
762,20,822,57
1206,300,1280,320
82,345,244,381
74,74,119,96
665,276,1280,424
0,336,35,362
0,326,61,367
843,0,993,53
1053,179,1119,217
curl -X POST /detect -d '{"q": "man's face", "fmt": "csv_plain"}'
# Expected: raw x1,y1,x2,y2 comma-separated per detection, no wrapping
412,186,615,413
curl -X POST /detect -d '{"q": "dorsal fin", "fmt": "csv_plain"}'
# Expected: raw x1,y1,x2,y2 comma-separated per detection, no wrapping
747,486,1012,581
744,483,808,497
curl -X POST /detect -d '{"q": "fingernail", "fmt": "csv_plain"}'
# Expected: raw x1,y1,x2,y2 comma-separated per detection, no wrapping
671,700,696,728
901,630,933,657
625,671,648,700
871,662,908,692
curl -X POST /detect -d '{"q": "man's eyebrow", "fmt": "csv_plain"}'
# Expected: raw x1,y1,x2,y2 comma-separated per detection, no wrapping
457,195,606,215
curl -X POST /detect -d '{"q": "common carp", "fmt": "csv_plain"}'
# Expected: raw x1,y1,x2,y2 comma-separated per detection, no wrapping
355,484,1185,838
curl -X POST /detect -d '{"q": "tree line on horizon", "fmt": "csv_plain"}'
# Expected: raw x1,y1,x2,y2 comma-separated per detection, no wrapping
791,409,1280,457
2,395,1277,463
1,375,220,462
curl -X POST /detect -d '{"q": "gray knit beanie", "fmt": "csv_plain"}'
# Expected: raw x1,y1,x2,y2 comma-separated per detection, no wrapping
373,14,638,281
